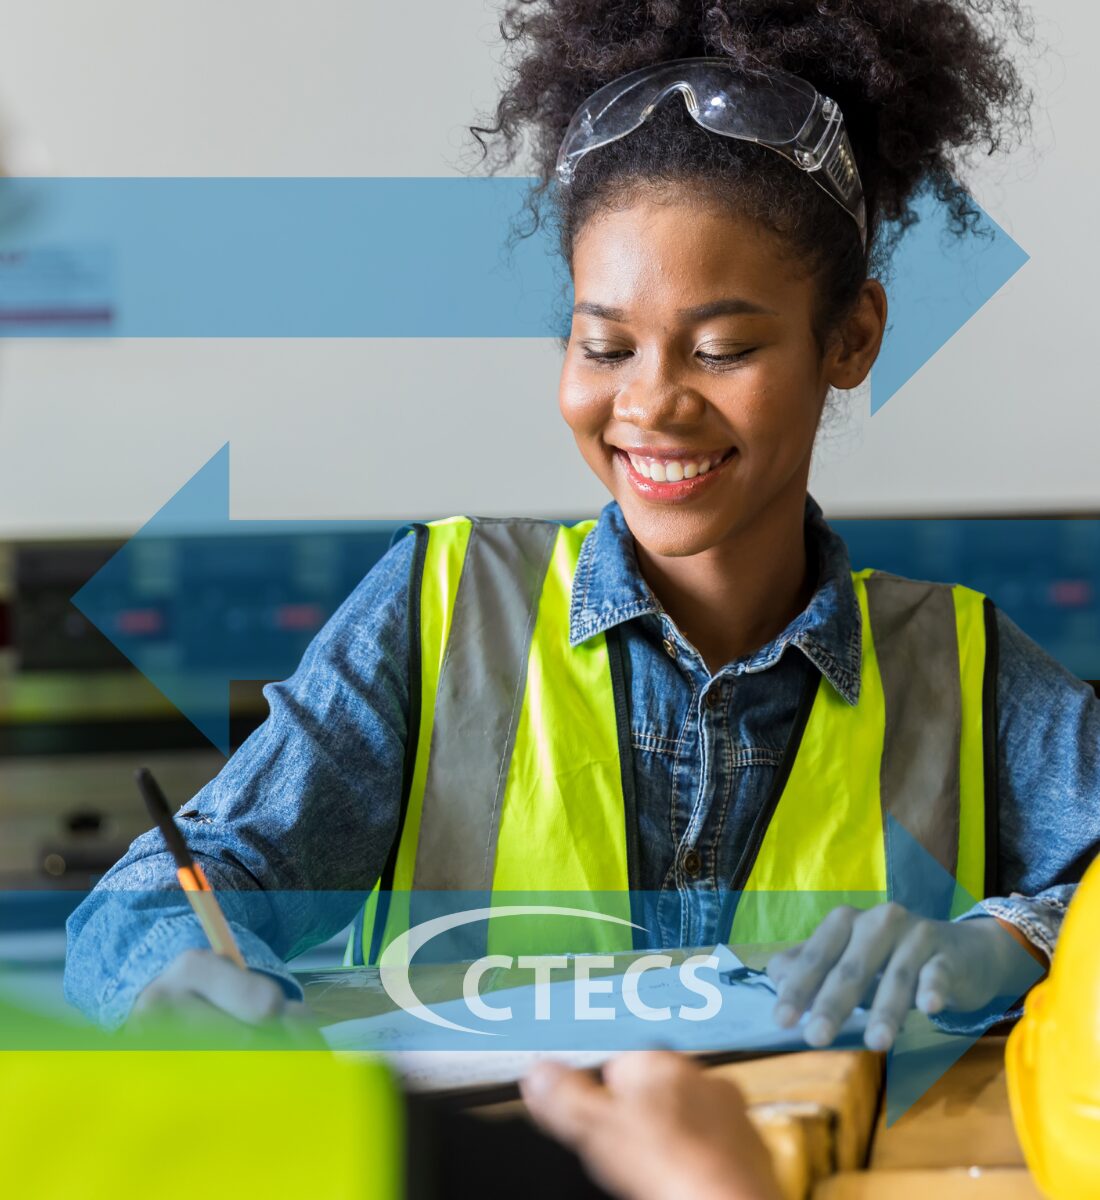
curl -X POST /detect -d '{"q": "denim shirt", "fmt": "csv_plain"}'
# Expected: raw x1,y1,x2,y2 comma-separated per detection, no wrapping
65,496,1100,1026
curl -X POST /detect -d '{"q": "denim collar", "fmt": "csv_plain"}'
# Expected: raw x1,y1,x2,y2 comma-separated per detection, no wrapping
568,495,862,705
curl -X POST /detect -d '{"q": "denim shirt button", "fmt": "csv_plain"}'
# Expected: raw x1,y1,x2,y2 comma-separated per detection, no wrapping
705,686,721,709
682,849,702,877
662,637,677,659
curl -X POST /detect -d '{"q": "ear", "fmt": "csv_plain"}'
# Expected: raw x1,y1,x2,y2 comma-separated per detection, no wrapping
826,279,887,391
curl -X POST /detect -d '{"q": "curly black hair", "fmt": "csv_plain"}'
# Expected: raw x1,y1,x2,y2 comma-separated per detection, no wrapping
470,0,1035,343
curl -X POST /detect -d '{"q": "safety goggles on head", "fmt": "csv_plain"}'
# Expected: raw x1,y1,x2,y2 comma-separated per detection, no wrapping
555,57,867,250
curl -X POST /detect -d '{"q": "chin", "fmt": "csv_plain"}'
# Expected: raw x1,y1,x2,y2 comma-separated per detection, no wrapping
618,501,733,559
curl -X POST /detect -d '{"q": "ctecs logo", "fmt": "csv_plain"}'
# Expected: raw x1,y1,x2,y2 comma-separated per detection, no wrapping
378,905,722,1036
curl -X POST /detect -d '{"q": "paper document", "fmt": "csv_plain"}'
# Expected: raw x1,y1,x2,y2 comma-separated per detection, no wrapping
308,946,867,1094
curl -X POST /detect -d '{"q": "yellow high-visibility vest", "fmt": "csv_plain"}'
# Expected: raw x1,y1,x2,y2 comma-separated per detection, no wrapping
350,516,994,964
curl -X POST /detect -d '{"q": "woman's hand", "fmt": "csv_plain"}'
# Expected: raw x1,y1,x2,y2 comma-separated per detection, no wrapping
130,948,314,1031
520,1051,782,1200
766,904,1045,1052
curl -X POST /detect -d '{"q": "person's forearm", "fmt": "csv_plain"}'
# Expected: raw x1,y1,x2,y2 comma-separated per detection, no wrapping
62,839,308,1026
919,904,1056,1038
63,842,192,1024
65,543,416,1025
969,886,1073,963
993,610,1099,966
993,912,1052,967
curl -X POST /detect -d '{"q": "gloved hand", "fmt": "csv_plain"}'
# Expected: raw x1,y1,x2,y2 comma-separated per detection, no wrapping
765,903,1045,1052
129,948,323,1048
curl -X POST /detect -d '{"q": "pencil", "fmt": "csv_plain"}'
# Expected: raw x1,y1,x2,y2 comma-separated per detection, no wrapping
135,766,248,970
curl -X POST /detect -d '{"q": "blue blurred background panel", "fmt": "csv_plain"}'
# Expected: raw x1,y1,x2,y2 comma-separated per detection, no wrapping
1,515,1098,909
836,517,1100,679
5,514,1100,745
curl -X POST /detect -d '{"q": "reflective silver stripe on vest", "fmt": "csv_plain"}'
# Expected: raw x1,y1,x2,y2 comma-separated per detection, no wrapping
412,518,559,893
865,573,961,918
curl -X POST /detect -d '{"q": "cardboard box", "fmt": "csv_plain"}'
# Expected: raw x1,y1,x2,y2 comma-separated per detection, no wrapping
814,1168,1042,1198
749,1101,835,1200
870,1037,1024,1170
712,1050,883,1171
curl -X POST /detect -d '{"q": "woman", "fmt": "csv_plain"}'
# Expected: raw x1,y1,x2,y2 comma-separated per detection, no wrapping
66,0,1097,1053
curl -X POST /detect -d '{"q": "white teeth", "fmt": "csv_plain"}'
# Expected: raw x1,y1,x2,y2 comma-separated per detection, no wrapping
624,450,727,482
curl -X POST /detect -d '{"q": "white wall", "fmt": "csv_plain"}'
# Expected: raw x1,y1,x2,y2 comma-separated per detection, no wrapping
0,0,1092,534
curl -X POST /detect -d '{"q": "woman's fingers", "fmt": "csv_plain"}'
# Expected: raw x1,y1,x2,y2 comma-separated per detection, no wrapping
132,989,230,1027
769,907,1035,1052
863,922,941,1049
129,952,323,1048
179,950,289,1023
915,952,954,1015
131,949,291,1026
803,903,914,1047
769,905,858,1029
769,903,934,1048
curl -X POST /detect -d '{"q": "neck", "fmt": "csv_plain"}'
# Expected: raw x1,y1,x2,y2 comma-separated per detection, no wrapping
633,493,814,676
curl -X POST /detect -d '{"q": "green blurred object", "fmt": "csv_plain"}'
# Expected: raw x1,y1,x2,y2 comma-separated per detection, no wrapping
0,986,405,1199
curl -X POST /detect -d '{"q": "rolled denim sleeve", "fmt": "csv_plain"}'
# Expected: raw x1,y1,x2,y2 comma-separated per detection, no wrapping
64,532,415,1027
957,606,1100,958
929,609,1097,1035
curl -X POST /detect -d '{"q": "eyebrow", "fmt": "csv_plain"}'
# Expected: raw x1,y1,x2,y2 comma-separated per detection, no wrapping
572,297,779,321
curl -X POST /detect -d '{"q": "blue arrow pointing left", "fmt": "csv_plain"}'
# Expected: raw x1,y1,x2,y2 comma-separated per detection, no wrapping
75,448,1100,751
70,443,406,754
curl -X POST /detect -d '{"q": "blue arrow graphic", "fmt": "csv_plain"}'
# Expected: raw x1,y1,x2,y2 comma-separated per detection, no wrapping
1,177,1025,407
70,443,406,754
0,177,568,338
872,188,1029,412
73,446,1100,752
720,818,1043,1123
880,817,1044,1125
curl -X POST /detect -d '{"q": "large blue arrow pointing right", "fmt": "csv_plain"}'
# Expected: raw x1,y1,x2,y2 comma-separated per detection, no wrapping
872,187,1029,412
1,177,1025,410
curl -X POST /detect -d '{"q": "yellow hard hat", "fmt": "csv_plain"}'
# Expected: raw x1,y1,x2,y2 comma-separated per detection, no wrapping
1007,851,1100,1199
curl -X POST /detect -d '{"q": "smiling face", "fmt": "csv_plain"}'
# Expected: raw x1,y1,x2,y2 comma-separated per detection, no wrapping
560,192,877,560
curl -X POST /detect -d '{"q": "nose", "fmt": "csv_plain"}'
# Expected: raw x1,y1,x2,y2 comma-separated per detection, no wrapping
611,349,707,431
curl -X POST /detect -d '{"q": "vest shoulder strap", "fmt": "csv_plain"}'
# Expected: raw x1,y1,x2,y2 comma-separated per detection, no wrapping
412,517,576,890
860,570,991,911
